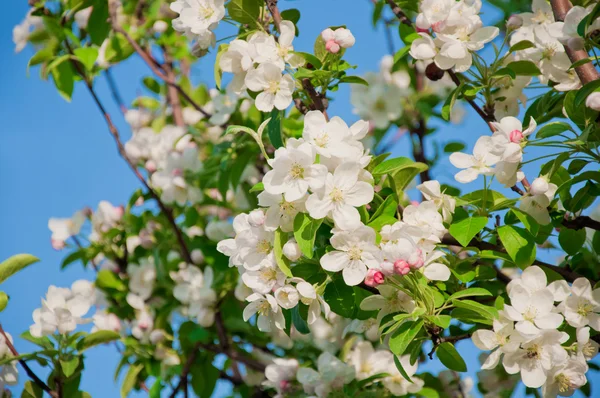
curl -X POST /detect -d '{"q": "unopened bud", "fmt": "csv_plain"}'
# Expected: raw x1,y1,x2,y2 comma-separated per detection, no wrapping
380,260,395,276
394,259,411,275
585,92,600,111
506,15,523,30
149,329,166,344
425,62,445,81
530,177,549,196
364,269,385,287
191,249,204,264
282,239,301,261
153,20,168,34
248,209,265,227
145,160,157,173
509,129,523,143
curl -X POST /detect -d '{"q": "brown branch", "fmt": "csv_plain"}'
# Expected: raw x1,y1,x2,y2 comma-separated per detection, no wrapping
64,42,193,265
550,0,600,85
264,0,282,31
562,215,600,231
447,70,495,130
215,312,242,380
162,49,185,127
301,78,329,120
384,0,412,26
168,342,200,398
441,234,585,282
104,69,127,114
427,329,472,360
107,0,210,118
0,324,58,398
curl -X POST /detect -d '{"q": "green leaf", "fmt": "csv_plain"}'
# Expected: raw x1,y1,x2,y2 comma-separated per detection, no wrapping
88,1,110,46
509,40,535,52
436,342,467,372
51,62,75,102
339,76,369,86
0,254,39,284
442,82,463,121
60,356,80,378
191,362,219,398
389,320,424,356
292,305,310,334
428,315,451,329
568,159,587,174
22,381,43,398
393,355,413,383
497,225,536,269
418,387,441,398
323,278,355,318
143,77,161,94
226,0,261,27
281,9,301,24
120,363,143,398
447,287,492,301
77,330,121,351
293,213,323,259
291,51,322,69
95,269,126,291
249,182,264,193
0,292,7,312
273,230,293,278
574,78,600,108
214,44,228,89
267,110,284,148
449,215,487,247
443,142,466,153
73,47,98,71
536,122,573,139
452,300,498,322
558,228,586,256
506,60,541,76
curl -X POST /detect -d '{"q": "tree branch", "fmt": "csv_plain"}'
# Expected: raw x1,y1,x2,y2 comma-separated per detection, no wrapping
384,0,412,26
104,69,128,115
264,0,282,31
0,324,58,398
441,234,585,282
162,48,185,127
447,70,496,130
550,0,600,85
215,311,242,380
64,42,193,264
301,78,330,120
107,0,211,118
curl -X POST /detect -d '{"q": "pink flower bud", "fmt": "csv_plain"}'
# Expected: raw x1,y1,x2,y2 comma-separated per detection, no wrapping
116,206,125,219
509,129,523,143
325,40,341,53
409,257,424,269
394,260,411,275
145,160,157,173
171,168,183,177
507,15,523,30
416,27,429,33
51,239,66,250
431,21,445,33
364,269,385,287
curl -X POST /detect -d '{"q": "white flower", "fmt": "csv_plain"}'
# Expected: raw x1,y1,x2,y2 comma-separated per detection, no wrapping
504,285,564,338
573,327,599,361
206,220,234,242
434,25,499,72
127,258,156,300
125,109,152,130
319,225,382,286
257,191,306,232
274,285,300,309
243,293,285,332
131,310,156,342
519,177,557,225
321,28,355,53
449,136,501,183
264,358,298,393
182,107,204,125
90,200,123,240
296,352,355,397
491,116,536,163
563,278,600,330
507,265,570,302
245,63,294,112
416,0,455,32
542,358,588,398
235,223,275,271
242,261,286,294
502,329,569,388
302,111,359,159
290,278,330,324
0,333,18,390
263,142,327,202
277,21,305,68
351,71,405,128
74,7,92,30
402,201,446,245
382,354,424,396
170,0,225,35
585,92,600,111
347,341,391,380
410,34,438,62
48,210,86,250
305,162,374,230
30,283,94,337
472,318,522,369
92,311,122,333
360,285,416,322
416,180,456,222
209,90,238,125
151,148,203,206
282,239,302,261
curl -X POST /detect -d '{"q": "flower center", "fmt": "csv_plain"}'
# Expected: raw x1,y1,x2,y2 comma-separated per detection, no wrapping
582,342,597,358
258,300,271,315
525,344,540,360
314,134,329,148
531,10,551,24
260,267,277,281
279,200,296,214
555,373,572,393
374,98,386,111
348,246,363,261
199,6,214,19
577,300,594,317
360,362,372,375
266,80,280,94
522,306,538,322
329,187,344,203
289,163,304,179
256,239,272,254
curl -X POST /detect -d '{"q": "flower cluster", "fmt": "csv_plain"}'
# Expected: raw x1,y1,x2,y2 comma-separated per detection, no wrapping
0,333,18,393
219,20,304,111
474,266,599,395
170,0,225,50
410,0,499,72
170,264,217,327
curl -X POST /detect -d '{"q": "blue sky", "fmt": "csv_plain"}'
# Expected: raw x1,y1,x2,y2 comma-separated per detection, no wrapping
0,0,597,397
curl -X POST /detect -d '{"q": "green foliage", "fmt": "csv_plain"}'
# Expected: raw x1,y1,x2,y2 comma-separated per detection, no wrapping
0,254,39,284
293,213,323,259
436,342,467,372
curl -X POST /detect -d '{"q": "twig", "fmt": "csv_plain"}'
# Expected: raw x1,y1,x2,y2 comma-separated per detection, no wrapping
384,0,412,26
215,312,242,380
162,48,185,127
107,0,210,118
441,234,585,282
168,342,201,398
550,0,600,85
0,324,58,398
301,78,329,120
104,69,128,114
427,329,471,360
447,70,495,130
264,0,282,31
64,42,193,265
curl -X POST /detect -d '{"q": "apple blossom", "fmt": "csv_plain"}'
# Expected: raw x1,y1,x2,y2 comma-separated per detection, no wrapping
585,92,600,111
243,293,285,332
321,27,355,53
245,63,294,112
563,278,600,330
450,136,501,183
48,210,85,250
